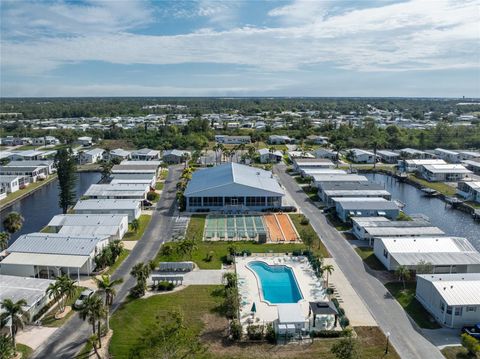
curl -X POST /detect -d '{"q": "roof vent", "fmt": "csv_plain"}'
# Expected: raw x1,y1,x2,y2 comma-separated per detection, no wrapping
256,172,260,175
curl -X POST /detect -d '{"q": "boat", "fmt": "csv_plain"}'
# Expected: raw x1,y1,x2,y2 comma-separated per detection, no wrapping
420,187,439,197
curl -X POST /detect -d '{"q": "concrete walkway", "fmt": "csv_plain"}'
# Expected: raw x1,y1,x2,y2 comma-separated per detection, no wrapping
183,269,228,285
323,258,376,327
17,326,58,350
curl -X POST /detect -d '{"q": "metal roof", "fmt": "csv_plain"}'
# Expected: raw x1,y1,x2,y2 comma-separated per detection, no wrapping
377,150,400,157
5,160,53,167
48,214,127,227
7,232,106,255
0,275,53,310
320,181,386,191
132,148,159,155
163,149,190,157
418,273,480,306
435,148,459,156
405,159,447,166
111,173,155,180
325,189,391,197
366,226,444,236
350,148,375,156
0,175,23,182
74,199,140,210
110,148,131,156
277,303,305,323
333,197,398,210
393,252,480,266
313,174,368,183
258,148,283,156
85,148,104,156
111,164,157,173
58,226,120,237
379,236,478,254
422,164,471,174
300,168,346,176
184,163,285,197
1,252,90,268
84,183,148,197
353,218,432,228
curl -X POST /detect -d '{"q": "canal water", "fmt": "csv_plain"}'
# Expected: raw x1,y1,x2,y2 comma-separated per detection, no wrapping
0,172,101,245
365,173,480,250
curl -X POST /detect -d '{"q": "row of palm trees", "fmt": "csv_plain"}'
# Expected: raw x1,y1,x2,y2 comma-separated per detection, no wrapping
212,143,257,165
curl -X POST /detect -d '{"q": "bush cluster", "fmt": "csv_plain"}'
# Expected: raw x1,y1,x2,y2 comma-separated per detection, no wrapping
156,281,175,291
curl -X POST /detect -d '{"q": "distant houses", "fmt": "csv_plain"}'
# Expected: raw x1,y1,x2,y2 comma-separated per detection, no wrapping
215,135,251,145
418,164,472,182
163,149,190,164
106,148,131,161
376,150,400,164
456,181,480,203
258,148,283,163
269,135,293,144
131,148,161,161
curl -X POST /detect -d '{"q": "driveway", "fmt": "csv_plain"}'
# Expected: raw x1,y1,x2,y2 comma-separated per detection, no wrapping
31,165,183,359
273,163,444,359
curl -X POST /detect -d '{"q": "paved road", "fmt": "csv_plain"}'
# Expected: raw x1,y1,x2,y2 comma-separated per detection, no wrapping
274,164,444,359
32,165,183,359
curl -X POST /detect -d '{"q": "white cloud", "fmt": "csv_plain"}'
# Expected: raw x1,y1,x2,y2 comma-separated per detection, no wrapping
1,0,479,77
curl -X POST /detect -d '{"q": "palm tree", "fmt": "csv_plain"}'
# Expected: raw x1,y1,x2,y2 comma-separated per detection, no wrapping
0,298,27,352
0,232,9,251
332,142,344,168
130,262,151,297
130,218,140,232
79,294,106,348
321,264,335,288
58,275,76,313
177,239,198,260
369,138,386,169
94,275,123,332
2,212,24,235
88,334,102,359
395,265,411,290
46,281,62,312
247,146,256,162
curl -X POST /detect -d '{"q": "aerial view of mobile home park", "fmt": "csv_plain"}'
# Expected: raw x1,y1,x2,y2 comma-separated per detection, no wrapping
1,1,480,359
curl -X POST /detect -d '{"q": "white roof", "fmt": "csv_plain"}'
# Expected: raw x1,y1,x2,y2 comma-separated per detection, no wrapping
435,148,459,155
74,199,140,211
1,252,89,268
313,174,368,183
301,168,346,175
422,164,471,174
59,226,120,237
365,226,444,236
84,183,148,197
258,148,282,157
110,148,131,156
277,303,305,323
351,148,375,156
377,150,400,157
405,159,447,166
48,214,128,227
379,236,477,254
0,275,54,310
85,148,104,156
184,163,285,197
418,273,480,306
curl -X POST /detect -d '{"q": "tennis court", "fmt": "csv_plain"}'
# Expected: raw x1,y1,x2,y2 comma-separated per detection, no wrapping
204,214,267,241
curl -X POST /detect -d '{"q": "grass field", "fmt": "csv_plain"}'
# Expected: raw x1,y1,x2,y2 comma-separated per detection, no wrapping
354,247,386,270
16,344,33,358
408,175,457,196
109,286,400,359
155,214,321,269
325,213,352,231
384,282,441,329
289,214,330,257
122,214,152,241
41,286,85,327
0,174,57,208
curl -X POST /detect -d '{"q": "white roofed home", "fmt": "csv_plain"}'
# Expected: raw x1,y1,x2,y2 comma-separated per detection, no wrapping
333,197,399,222
74,199,141,222
110,173,156,187
416,273,480,328
373,236,480,273
456,181,480,203
292,158,334,171
0,232,109,280
347,149,376,164
0,175,21,194
400,159,447,172
418,164,472,182
78,148,105,165
399,148,434,159
319,182,391,208
258,148,283,163
377,150,400,164
47,213,129,240
269,135,293,144
131,148,160,161
184,163,285,212
83,183,149,200
434,148,460,163
163,149,190,164
106,148,131,161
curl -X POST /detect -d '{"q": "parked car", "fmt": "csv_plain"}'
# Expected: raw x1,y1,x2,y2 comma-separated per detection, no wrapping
74,289,95,309
142,199,153,207
462,323,480,339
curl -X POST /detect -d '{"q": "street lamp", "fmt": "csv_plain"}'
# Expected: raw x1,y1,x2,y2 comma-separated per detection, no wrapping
385,331,391,354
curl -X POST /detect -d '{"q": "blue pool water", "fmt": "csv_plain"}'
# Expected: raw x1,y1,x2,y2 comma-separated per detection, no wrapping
248,261,303,304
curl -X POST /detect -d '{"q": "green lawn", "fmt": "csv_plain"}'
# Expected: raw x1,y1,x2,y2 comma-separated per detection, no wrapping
0,174,57,208
109,285,223,359
385,282,441,329
109,286,399,359
289,214,330,258
159,169,169,180
185,214,206,241
122,214,152,241
41,286,85,327
408,175,456,196
441,346,477,359
325,213,352,231
105,249,131,276
155,181,164,190
354,247,386,270
16,344,33,358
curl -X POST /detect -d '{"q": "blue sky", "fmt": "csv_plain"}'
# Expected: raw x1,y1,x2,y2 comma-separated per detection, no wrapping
1,0,479,97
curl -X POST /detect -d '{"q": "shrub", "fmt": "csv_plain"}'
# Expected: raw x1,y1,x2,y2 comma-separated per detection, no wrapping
326,287,334,295
292,250,302,256
230,320,242,341
265,323,276,343
205,251,214,262
461,333,480,355
157,281,175,291
224,254,234,265
147,191,159,202
300,215,310,225
339,316,350,329
246,324,264,340
332,298,340,309
311,330,346,338
129,284,146,298
241,249,251,256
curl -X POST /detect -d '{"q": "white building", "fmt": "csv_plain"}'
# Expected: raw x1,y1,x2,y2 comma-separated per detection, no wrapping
319,182,391,208
399,148,433,159
32,136,59,146
78,148,105,165
0,233,109,280
131,148,161,161
163,149,190,164
435,148,461,163
462,159,480,175
214,135,251,144
458,151,480,161
348,149,376,164
184,163,285,212
416,273,480,328
299,168,346,178
373,236,480,272
258,148,283,163
292,158,334,171
333,197,399,222
419,164,472,182
110,173,156,187
77,136,93,147
0,175,21,194
0,275,54,322
111,164,158,176
269,135,293,144
377,150,400,164
106,148,131,161
74,199,141,222
48,214,129,240
400,159,447,172
84,183,149,200
456,181,480,203
312,148,337,160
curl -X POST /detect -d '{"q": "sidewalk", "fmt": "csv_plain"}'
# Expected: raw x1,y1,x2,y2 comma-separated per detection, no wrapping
16,326,58,350
323,258,377,327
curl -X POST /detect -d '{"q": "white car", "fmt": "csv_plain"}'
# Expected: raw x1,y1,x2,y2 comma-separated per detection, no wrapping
74,289,95,309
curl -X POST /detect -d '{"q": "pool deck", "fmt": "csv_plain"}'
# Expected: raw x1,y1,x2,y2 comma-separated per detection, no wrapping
236,255,327,326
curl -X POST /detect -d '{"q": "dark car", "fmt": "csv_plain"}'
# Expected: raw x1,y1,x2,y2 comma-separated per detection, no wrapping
462,323,480,339
142,199,153,207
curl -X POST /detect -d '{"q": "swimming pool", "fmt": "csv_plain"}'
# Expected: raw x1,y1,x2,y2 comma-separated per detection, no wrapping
248,261,303,304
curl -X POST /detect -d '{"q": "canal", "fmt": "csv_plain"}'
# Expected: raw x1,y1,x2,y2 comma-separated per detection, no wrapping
365,173,480,250
0,172,101,245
